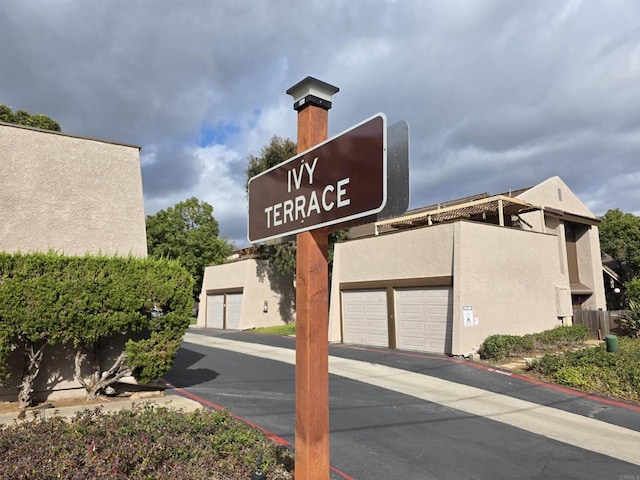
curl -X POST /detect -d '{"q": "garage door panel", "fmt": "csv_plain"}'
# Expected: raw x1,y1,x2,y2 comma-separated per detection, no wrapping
402,337,426,348
399,305,425,315
427,322,447,331
343,289,388,347
206,295,224,329
427,305,451,316
225,293,243,330
395,287,452,354
400,320,424,330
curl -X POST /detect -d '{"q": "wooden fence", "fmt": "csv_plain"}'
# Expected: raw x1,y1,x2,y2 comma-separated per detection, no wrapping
572,310,628,339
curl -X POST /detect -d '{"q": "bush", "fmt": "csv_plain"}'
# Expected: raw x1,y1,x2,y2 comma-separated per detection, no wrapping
478,325,589,361
0,406,294,479
478,334,534,361
0,252,193,407
625,277,640,304
532,324,590,349
528,337,640,401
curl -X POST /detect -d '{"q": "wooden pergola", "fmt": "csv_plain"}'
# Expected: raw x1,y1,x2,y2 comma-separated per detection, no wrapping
376,194,543,234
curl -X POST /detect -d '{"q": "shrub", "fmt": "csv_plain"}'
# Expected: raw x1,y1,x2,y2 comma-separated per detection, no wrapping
618,300,640,337
532,324,590,349
478,334,534,361
0,252,193,407
478,326,589,361
528,337,640,401
0,406,294,479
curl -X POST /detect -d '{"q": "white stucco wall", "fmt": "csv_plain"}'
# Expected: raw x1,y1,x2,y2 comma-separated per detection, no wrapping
0,123,147,256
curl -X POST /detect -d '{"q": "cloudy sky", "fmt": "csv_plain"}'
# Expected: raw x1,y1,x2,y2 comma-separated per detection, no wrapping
2,0,639,247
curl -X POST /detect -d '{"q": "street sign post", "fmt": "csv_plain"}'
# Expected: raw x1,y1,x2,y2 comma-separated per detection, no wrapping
247,113,387,243
247,76,408,480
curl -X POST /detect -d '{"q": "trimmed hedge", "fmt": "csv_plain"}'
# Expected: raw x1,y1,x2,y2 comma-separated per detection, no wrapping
0,252,193,407
478,325,590,361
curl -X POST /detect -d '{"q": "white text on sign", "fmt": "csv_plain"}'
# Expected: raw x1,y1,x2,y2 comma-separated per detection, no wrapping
264,157,351,228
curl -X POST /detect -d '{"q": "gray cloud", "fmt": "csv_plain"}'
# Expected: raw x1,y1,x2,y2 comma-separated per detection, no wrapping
2,0,639,247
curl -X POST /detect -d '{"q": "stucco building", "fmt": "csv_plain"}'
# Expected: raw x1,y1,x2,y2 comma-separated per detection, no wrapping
195,176,606,358
197,255,295,330
0,121,147,256
328,176,606,356
0,121,148,401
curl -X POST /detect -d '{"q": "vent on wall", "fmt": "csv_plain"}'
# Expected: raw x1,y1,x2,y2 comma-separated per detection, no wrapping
558,188,563,201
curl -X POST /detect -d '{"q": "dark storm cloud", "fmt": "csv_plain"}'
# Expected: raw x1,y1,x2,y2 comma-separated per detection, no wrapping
141,146,203,199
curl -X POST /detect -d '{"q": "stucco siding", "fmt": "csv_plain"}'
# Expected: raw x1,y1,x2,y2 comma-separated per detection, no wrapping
329,220,571,354
517,176,596,219
0,123,147,256
451,222,565,355
197,259,294,329
329,223,455,342
582,226,607,309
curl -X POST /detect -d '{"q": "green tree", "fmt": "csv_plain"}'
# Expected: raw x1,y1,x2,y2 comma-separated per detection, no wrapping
0,104,61,131
245,135,297,191
600,209,640,303
146,197,233,300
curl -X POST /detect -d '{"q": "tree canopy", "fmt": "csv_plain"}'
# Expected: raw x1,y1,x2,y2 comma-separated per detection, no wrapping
146,197,233,300
245,135,297,192
599,209,640,283
0,104,61,131
600,209,640,304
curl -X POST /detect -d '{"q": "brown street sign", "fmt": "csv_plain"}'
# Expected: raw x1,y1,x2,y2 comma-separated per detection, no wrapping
248,113,387,243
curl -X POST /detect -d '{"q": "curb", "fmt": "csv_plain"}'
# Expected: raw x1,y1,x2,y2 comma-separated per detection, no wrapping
0,394,203,425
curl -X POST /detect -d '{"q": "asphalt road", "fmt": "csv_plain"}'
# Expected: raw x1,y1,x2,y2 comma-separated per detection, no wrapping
163,329,640,479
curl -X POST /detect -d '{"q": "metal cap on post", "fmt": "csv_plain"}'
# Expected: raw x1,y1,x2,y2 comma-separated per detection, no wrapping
287,76,338,480
286,76,339,112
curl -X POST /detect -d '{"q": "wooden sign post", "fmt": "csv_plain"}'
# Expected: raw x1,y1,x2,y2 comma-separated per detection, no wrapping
248,77,393,479
287,77,338,480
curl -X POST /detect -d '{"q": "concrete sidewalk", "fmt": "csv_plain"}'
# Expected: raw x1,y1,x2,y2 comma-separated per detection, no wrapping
183,331,640,467
0,393,203,426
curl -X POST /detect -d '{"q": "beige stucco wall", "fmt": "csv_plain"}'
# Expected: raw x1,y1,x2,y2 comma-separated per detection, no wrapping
451,221,565,355
197,258,295,329
328,223,455,342
517,176,596,219
518,176,606,311
0,123,147,256
578,225,607,309
329,220,571,355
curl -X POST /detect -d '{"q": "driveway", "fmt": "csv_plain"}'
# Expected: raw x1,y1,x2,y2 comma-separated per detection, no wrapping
163,328,640,479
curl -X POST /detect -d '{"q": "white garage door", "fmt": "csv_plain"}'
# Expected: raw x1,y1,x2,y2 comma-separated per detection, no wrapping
225,293,243,330
342,289,388,347
395,287,452,354
206,294,224,329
